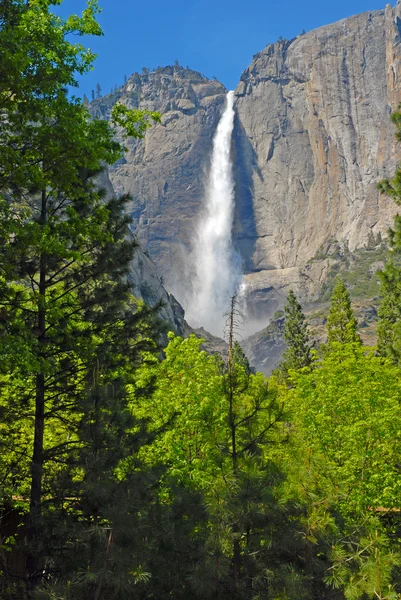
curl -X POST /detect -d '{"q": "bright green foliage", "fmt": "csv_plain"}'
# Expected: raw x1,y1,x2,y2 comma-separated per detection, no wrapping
3,2,401,599
326,277,361,345
0,0,161,590
286,343,401,512
231,340,252,373
279,343,401,598
377,255,401,362
111,103,161,139
377,104,401,362
0,0,119,195
132,334,292,599
280,289,312,373
326,518,401,600
377,220,401,362
0,0,159,197
133,334,279,494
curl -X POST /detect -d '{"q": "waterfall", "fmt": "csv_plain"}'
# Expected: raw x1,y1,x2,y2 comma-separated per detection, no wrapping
186,91,242,337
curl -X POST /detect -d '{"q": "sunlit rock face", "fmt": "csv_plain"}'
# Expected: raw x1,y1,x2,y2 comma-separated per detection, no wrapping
90,66,227,301
92,4,401,324
234,3,401,315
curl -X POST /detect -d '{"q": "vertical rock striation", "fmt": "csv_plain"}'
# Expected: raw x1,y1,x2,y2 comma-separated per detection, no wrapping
91,5,401,325
234,4,401,314
90,66,227,299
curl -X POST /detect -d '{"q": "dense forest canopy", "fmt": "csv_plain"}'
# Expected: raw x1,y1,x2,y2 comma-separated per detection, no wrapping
1,2,401,600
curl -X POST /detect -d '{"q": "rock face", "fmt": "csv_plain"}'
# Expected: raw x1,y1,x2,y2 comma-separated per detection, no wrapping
234,4,401,315
241,316,286,375
95,167,186,337
90,66,227,300
91,5,401,334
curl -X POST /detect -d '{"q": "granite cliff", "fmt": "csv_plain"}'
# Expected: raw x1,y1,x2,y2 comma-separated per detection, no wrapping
90,66,227,302
95,168,186,337
234,2,401,317
91,4,401,350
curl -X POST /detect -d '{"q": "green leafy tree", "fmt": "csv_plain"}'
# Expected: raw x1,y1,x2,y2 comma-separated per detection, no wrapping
280,289,312,373
133,332,293,599
326,277,360,345
0,0,161,587
286,344,401,512
281,343,401,598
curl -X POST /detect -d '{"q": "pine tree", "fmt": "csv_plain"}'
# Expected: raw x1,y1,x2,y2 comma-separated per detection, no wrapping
326,277,360,345
376,106,401,362
366,229,376,249
0,0,161,589
37,372,161,599
232,340,251,374
96,82,102,98
0,183,160,585
280,289,311,372
91,88,95,101
377,222,401,362
83,92,89,104
133,329,301,599
221,296,285,595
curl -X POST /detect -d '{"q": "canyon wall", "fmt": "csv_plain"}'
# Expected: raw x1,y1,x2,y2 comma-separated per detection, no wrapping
91,3,401,321
90,66,227,301
234,2,401,316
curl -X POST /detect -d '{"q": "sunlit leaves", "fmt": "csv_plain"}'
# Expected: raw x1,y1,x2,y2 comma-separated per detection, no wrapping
285,344,401,512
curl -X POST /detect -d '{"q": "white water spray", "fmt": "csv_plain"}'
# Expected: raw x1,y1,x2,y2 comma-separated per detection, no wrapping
186,91,242,337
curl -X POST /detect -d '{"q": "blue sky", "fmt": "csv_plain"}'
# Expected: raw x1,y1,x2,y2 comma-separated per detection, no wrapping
59,0,395,98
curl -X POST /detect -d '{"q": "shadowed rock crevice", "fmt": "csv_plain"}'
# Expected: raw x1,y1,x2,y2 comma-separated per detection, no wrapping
232,114,259,275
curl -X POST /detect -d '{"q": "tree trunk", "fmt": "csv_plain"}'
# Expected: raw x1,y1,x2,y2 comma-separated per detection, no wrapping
26,190,47,583
227,295,241,592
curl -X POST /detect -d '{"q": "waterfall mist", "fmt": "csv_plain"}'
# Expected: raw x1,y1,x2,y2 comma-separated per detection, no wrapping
185,91,243,337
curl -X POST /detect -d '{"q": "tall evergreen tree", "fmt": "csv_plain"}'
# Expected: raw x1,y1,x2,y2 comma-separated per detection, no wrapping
376,106,401,361
35,372,161,600
280,289,311,373
377,251,401,362
326,277,360,345
0,0,160,589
